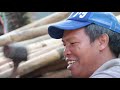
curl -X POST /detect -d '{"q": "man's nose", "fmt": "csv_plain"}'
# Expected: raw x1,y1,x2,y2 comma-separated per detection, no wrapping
64,47,71,57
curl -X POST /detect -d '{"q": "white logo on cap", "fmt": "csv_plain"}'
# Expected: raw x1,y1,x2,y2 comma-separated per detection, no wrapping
70,12,88,18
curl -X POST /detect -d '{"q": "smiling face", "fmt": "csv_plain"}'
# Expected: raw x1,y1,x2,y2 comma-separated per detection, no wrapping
62,28,105,78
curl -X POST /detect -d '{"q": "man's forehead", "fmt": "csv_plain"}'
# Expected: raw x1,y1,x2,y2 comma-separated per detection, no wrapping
62,35,78,42
63,29,79,36
63,30,75,39
63,28,85,36
62,28,86,42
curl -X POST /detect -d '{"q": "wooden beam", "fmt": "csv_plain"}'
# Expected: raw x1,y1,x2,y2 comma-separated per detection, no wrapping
0,47,64,78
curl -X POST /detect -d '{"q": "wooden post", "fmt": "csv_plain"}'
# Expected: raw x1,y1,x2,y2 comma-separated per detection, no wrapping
0,47,64,78
11,12,70,32
0,24,50,46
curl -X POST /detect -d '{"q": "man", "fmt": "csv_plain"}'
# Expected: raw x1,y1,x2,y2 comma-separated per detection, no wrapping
48,12,120,78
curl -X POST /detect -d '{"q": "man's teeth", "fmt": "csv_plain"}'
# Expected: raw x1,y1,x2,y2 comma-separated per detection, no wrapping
68,61,76,64
67,61,76,69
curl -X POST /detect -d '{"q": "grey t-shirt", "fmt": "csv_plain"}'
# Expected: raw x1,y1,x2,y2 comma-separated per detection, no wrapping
90,58,120,78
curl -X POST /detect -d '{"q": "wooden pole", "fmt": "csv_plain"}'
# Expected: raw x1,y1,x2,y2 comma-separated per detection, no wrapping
21,59,67,78
0,57,11,66
0,39,63,65
41,69,71,78
26,39,62,54
0,24,50,46
14,34,51,46
11,12,70,32
28,44,63,59
0,47,64,78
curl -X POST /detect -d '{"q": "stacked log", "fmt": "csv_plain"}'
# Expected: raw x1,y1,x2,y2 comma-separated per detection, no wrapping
0,12,71,78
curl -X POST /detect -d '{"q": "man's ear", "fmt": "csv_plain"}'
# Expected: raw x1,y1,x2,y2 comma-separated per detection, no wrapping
98,34,109,51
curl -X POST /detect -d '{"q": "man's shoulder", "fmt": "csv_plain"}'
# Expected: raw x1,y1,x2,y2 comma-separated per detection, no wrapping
90,65,120,78
90,58,120,78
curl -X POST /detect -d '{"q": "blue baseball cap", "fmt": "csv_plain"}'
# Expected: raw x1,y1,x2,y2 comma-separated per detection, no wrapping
48,12,120,39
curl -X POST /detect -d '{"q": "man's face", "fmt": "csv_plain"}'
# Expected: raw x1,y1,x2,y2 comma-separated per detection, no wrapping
62,28,101,78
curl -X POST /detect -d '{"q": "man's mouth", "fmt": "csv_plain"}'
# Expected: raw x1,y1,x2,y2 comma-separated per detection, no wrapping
67,60,76,69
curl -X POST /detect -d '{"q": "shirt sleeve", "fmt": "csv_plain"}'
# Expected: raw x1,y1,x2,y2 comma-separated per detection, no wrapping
90,74,113,78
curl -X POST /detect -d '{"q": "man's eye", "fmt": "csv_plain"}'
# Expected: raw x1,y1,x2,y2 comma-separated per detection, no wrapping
71,43,76,45
70,42,79,45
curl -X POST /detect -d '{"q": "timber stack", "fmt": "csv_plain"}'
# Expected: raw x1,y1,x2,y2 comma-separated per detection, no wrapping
0,12,72,78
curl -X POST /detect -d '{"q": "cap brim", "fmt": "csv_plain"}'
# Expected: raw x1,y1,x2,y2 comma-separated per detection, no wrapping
48,20,92,39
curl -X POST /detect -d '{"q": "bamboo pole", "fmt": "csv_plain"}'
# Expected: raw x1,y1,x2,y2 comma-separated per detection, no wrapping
14,34,51,46
0,47,64,78
0,47,3,53
21,59,67,78
0,34,51,52
0,57,11,66
0,46,63,70
0,39,63,65
28,44,63,59
26,39,62,54
41,69,71,78
11,12,70,32
0,44,63,66
0,52,3,57
0,24,50,46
